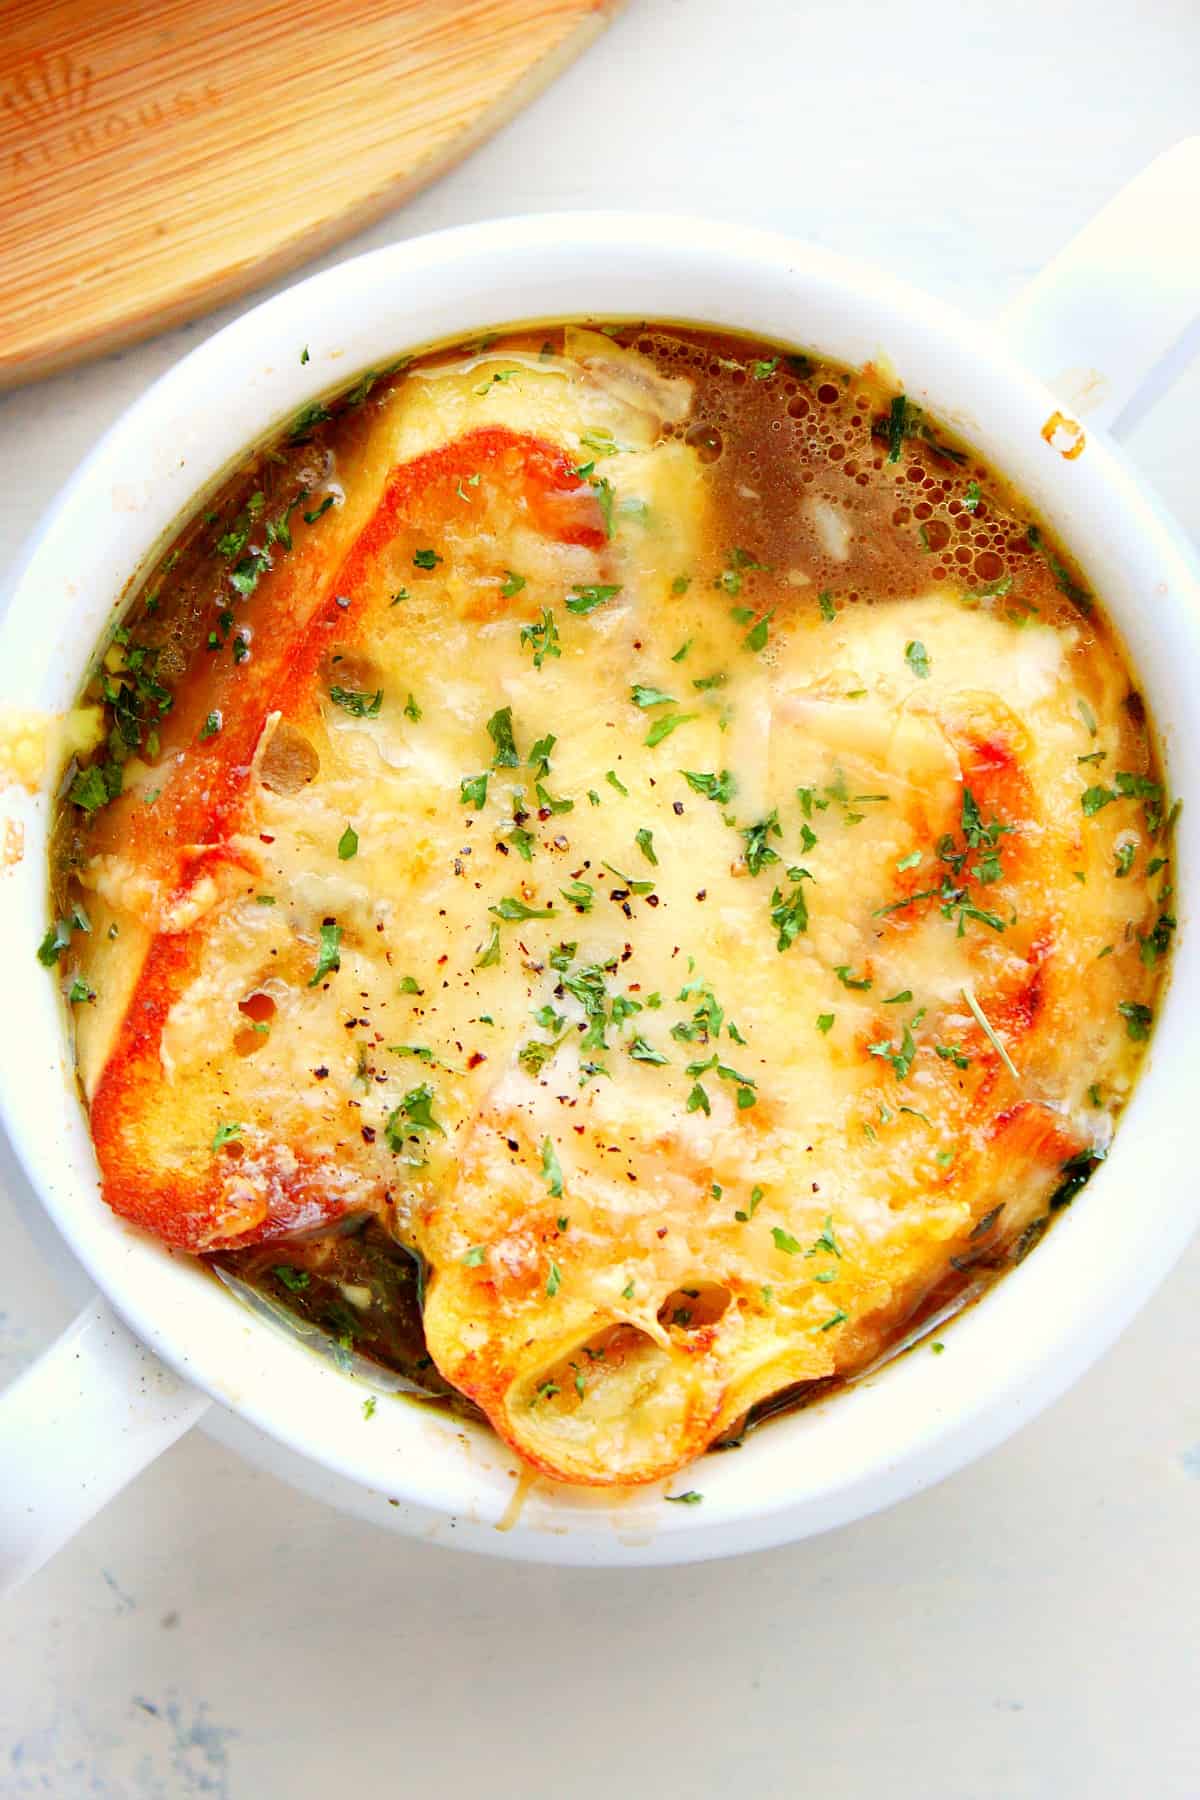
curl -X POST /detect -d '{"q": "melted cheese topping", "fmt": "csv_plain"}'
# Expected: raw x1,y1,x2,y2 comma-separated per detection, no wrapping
66,334,1170,1487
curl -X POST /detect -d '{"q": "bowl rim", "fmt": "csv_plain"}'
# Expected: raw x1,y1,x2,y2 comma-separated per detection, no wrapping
1,210,1197,1564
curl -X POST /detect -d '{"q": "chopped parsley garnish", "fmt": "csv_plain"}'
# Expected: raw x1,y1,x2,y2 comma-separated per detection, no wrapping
645,712,696,747
520,608,561,670
561,880,594,912
816,1013,834,1034
462,1244,487,1268
743,610,775,653
809,1216,842,1258
904,639,931,680
820,1310,849,1332
886,395,908,461
274,1265,310,1291
303,495,335,524
403,693,422,722
289,400,330,440
1027,524,1092,610
963,480,981,513
634,827,657,866
664,1490,703,1504
211,1122,243,1151
1118,999,1153,1042
1113,841,1136,878
528,733,556,776
486,706,519,767
385,1082,445,1151
67,978,96,1004
752,357,780,380
460,772,489,809
686,1052,756,1111
717,547,765,597
605,770,629,796
337,823,358,860
819,590,836,622
769,870,813,950
200,710,222,740
308,920,342,985
834,964,871,990
734,1186,764,1222
671,639,693,663
631,684,676,709
489,896,554,922
601,862,654,896
330,685,383,718
541,1137,564,1198
586,474,615,538
546,1261,562,1298
37,917,75,966
500,570,526,598
771,1227,802,1255
1139,911,1175,967
565,584,621,616
868,1017,919,1080
629,1036,669,1065
682,768,735,804
412,548,442,570
741,811,782,875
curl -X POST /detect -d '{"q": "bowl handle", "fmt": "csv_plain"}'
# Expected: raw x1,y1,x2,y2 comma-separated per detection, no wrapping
0,1294,209,1593
997,136,1200,439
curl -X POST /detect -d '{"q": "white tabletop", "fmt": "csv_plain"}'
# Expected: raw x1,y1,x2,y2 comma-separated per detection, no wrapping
2,1,1199,1793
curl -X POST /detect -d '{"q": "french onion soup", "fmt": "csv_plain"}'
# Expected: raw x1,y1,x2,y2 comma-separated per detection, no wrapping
44,325,1176,1486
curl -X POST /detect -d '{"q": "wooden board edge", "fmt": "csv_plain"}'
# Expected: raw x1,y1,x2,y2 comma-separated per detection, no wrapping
0,1,629,392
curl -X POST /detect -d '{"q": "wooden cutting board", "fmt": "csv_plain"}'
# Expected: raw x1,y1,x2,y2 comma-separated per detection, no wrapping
0,0,624,388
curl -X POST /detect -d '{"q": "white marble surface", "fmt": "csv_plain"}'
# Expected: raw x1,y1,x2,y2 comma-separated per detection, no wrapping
2,0,1199,1793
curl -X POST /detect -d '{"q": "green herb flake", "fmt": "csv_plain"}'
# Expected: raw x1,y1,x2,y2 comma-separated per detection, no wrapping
330,685,383,718
308,920,342,985
645,712,696,748
546,1261,562,1298
486,706,519,768
682,768,735,804
834,964,871,990
664,1490,703,1505
743,610,775,653
631,683,676,709
605,770,629,796
1118,1000,1153,1042
520,608,561,670
565,584,621,616
489,896,554,922
771,1227,802,1255
337,823,359,861
541,1137,564,1198
635,827,658,866
413,548,442,570
211,1121,244,1151
904,639,931,680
